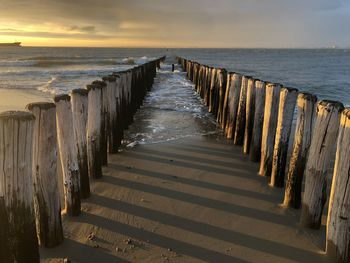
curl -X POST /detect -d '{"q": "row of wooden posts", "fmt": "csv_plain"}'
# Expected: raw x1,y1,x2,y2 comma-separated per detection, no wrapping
0,56,165,263
177,56,350,263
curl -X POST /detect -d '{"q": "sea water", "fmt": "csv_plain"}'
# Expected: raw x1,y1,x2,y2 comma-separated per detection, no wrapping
1,47,349,144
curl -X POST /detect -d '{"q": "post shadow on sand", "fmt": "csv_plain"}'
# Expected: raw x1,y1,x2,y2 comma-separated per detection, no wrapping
109,163,277,203
87,194,328,263
101,174,295,227
119,150,255,180
40,238,132,263
77,211,249,263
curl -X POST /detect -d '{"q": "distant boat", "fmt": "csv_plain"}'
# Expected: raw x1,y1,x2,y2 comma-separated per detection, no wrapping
0,42,22,47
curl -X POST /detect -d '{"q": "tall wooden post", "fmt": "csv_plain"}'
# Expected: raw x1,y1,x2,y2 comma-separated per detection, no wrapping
234,76,250,145
259,83,281,177
249,80,266,162
0,111,40,263
55,94,81,216
243,78,256,154
326,108,350,263
283,93,317,208
92,80,108,166
27,102,63,248
301,100,344,228
224,73,242,139
71,89,90,199
87,84,103,179
270,87,298,187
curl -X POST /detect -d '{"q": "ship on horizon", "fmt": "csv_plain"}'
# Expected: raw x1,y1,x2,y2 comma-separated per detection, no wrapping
0,42,22,47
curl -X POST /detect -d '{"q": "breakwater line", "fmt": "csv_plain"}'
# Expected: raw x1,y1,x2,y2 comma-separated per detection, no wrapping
177,56,350,263
0,56,165,262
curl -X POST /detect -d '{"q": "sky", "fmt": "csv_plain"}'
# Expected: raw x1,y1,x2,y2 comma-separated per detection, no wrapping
0,0,350,48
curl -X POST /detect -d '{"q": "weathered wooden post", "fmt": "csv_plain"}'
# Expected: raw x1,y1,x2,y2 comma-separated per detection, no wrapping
326,108,350,263
270,87,298,187
216,69,227,126
92,80,108,166
55,94,81,216
259,83,281,177
249,80,266,162
283,93,317,208
234,75,250,145
103,75,118,154
0,111,40,262
87,83,103,179
243,78,256,154
224,73,242,139
26,102,63,248
71,89,90,199
301,100,344,228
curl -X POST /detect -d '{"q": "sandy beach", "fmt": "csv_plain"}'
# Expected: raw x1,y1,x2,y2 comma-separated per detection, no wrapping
0,88,51,112
40,135,331,263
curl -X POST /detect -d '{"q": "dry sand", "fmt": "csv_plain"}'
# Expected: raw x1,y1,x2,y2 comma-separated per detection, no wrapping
41,135,331,263
0,88,51,112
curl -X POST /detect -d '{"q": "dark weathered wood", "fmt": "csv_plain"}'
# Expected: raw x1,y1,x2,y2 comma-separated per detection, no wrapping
270,87,298,187
71,89,90,198
301,100,344,229
0,111,40,263
249,80,266,162
283,93,317,208
259,83,281,177
217,69,227,127
234,76,250,146
54,94,81,216
86,84,103,179
224,73,242,139
243,78,256,154
27,102,63,247
326,108,350,263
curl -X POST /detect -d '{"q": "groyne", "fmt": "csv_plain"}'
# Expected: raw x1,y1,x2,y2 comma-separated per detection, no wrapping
0,56,165,262
177,56,350,263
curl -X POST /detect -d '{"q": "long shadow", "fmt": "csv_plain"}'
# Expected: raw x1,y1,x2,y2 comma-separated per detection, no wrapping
134,147,249,170
101,175,294,227
110,164,277,203
122,151,257,180
77,212,248,263
88,194,327,263
40,238,132,263
168,143,247,160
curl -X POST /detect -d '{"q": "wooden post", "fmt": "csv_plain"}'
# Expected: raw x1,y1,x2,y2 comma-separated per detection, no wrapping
326,108,350,263
301,100,344,228
54,94,81,216
103,76,118,154
259,83,281,177
249,80,266,162
270,87,298,187
86,84,103,179
217,69,227,127
0,111,40,262
243,78,256,154
234,75,250,145
224,73,242,139
26,102,63,248
283,93,317,208
70,89,90,199
92,80,108,166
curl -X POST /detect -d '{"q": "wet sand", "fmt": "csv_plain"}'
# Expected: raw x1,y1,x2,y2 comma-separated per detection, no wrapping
41,135,331,263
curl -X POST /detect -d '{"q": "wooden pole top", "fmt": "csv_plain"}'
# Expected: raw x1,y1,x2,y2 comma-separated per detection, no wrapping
71,89,88,96
91,80,107,87
317,100,344,112
86,84,103,91
54,94,71,103
298,92,317,101
26,102,56,111
281,87,299,92
102,76,116,82
0,110,35,121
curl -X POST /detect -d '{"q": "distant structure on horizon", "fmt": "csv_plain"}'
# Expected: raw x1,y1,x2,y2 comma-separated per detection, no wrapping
0,42,22,47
